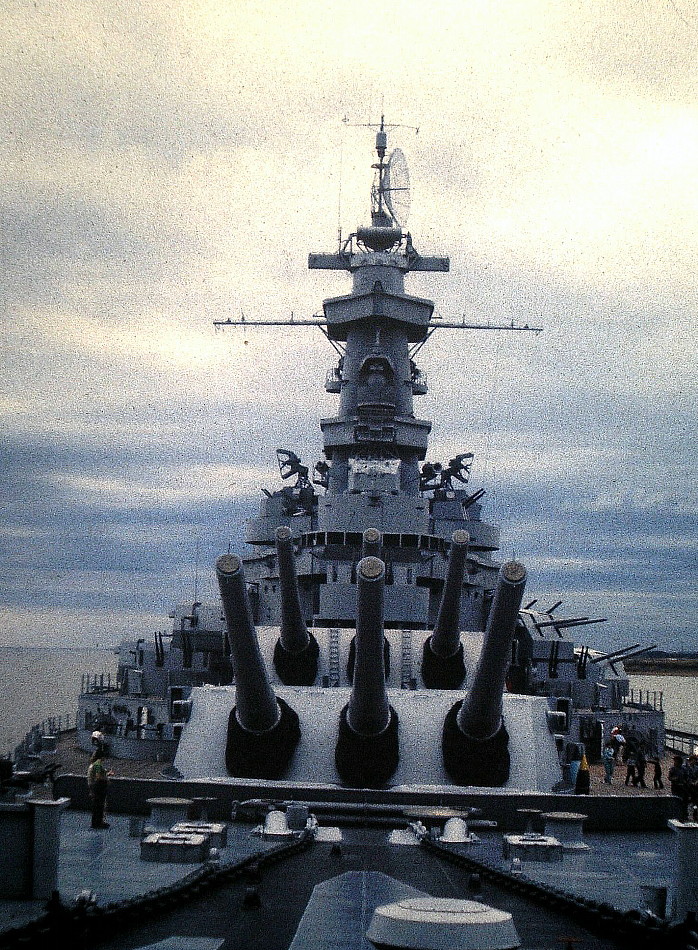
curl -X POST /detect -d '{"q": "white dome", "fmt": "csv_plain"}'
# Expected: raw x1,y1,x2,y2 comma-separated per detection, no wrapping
366,897,520,950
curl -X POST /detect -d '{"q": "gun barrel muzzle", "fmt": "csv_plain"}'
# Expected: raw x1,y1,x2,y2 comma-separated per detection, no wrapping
216,554,300,778
275,526,309,653
348,557,390,734
362,527,382,558
335,556,399,787
422,531,469,688
273,526,319,685
457,560,527,739
442,560,527,787
216,554,279,733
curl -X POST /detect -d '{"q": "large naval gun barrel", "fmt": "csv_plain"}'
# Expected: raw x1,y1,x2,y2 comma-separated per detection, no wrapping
421,530,469,689
335,557,399,787
347,529,390,682
272,526,319,685
362,527,382,558
216,554,300,779
442,560,527,786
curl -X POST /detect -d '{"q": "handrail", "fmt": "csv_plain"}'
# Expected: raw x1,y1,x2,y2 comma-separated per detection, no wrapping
665,724,698,756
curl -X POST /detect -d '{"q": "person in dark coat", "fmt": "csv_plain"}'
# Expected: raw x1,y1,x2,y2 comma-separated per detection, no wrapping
668,755,688,806
687,755,698,818
633,747,647,789
649,756,664,790
87,751,113,829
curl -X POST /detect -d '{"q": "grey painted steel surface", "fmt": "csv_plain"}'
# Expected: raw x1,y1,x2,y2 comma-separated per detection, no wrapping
215,555,279,733
347,557,390,736
430,530,470,659
457,562,527,741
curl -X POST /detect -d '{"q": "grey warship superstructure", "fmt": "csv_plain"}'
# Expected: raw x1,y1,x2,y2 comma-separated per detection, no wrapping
76,119,664,789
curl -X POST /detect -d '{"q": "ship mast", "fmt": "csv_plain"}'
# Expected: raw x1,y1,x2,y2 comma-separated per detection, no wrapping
218,121,541,631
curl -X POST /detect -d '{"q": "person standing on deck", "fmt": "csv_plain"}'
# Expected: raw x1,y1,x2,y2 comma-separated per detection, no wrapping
602,743,615,784
87,751,112,829
668,754,688,811
687,754,698,819
611,726,626,760
649,756,664,790
633,746,647,789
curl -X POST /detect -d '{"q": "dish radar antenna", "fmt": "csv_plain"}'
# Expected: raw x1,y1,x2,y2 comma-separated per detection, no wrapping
343,113,417,229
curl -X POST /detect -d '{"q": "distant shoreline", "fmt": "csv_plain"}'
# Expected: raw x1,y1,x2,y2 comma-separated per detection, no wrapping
625,657,698,676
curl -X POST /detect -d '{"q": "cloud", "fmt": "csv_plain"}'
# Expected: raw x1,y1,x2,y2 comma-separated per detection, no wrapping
1,0,695,651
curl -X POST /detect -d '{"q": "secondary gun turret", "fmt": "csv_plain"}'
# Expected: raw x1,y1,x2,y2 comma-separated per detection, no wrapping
421,530,469,688
335,556,399,787
442,560,527,786
216,554,300,779
272,526,319,685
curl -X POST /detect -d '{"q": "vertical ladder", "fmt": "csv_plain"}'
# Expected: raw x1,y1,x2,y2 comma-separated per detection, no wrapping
400,629,413,689
328,628,341,686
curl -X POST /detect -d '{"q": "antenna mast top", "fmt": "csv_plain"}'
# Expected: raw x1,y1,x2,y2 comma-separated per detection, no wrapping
340,113,416,246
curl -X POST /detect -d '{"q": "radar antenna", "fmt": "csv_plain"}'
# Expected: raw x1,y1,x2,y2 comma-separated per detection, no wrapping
343,114,417,229
383,147,410,228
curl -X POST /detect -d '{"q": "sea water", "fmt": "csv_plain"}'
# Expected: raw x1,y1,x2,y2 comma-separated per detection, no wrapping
0,646,695,755
629,673,698,733
0,646,117,753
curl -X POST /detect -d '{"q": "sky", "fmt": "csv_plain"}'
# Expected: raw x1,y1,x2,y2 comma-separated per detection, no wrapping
1,0,696,651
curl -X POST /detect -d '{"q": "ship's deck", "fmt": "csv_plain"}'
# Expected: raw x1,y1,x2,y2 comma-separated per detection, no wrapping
0,810,683,949
46,730,679,798
0,733,688,948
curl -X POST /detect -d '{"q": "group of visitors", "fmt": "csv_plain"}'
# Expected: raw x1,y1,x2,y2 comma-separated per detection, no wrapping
601,726,663,790
601,726,698,810
668,753,698,818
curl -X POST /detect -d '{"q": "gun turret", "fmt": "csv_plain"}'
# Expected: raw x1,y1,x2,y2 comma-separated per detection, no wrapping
421,530,469,688
216,554,300,778
335,557,399,787
442,560,527,786
272,526,319,685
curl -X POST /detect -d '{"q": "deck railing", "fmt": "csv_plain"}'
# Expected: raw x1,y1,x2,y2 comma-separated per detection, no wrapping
664,721,698,756
81,671,118,693
12,713,75,760
623,688,664,711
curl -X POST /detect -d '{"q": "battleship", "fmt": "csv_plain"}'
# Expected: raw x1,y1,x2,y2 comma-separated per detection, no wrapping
2,120,696,950
75,118,664,785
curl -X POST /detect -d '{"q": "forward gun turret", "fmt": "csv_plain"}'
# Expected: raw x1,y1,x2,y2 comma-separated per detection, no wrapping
216,554,300,779
272,526,319,685
442,560,527,786
335,557,399,787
